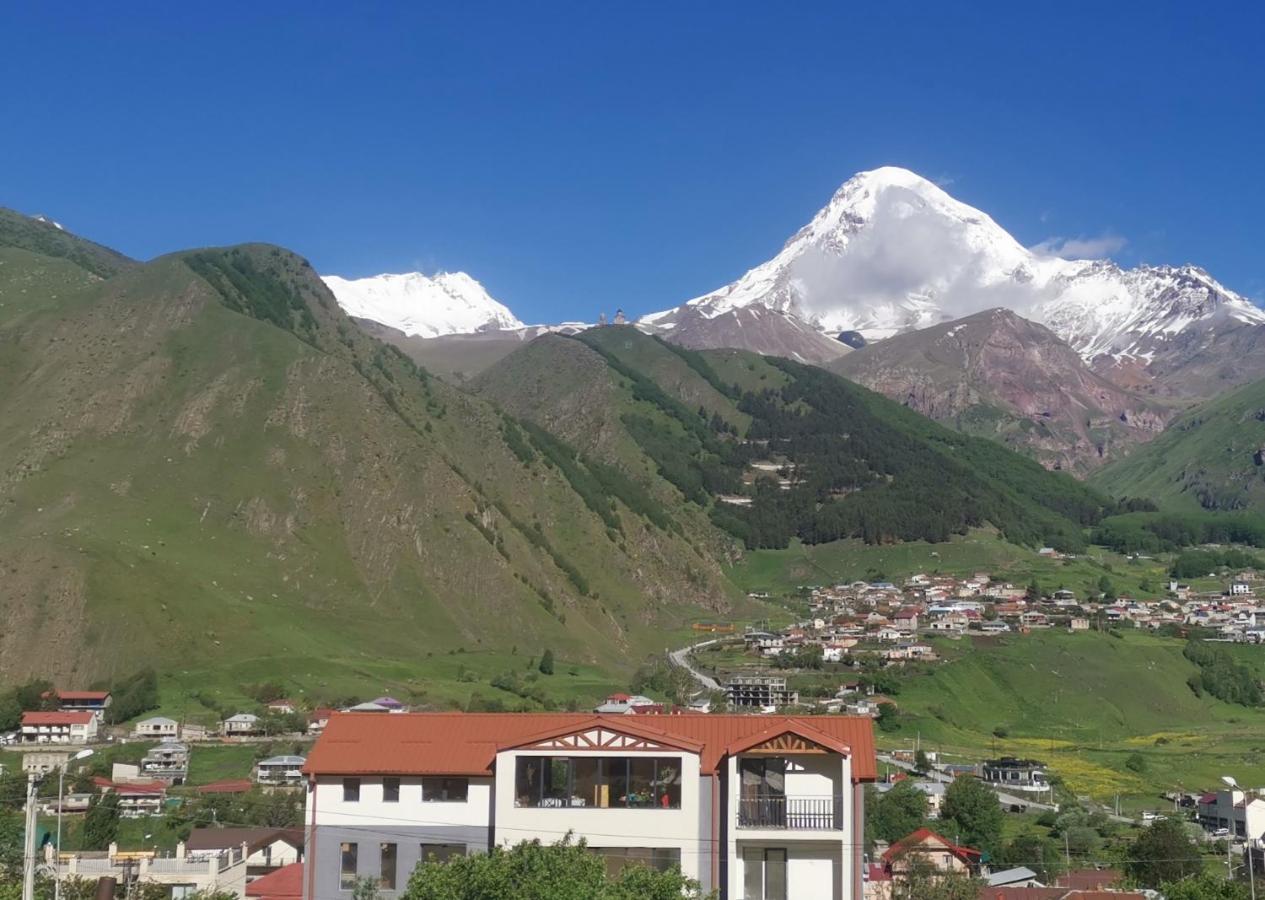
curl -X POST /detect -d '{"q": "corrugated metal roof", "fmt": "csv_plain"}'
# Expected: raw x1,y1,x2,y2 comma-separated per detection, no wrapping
303,712,876,780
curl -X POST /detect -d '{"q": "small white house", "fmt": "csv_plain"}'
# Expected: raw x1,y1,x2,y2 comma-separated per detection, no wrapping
20,711,98,744
256,755,306,787
134,716,179,739
223,713,262,737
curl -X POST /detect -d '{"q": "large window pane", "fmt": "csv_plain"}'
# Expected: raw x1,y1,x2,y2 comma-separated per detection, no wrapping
765,849,787,900
607,758,629,808
515,757,541,807
654,758,682,809
422,777,468,802
743,848,763,899
573,757,602,808
339,842,358,891
545,758,571,805
379,843,397,890
593,847,680,878
418,844,464,864
627,758,655,808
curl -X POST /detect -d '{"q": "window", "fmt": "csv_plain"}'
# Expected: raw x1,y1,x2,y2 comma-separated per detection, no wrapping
339,842,358,891
743,848,786,900
418,844,465,864
170,886,198,900
513,756,682,809
343,778,360,802
379,843,397,890
421,777,467,802
592,847,680,878
382,777,400,803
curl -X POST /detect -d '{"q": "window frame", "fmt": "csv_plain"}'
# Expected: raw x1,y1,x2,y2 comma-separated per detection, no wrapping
339,841,358,891
382,776,401,803
342,777,361,803
512,755,683,809
378,842,397,890
418,844,465,865
421,776,468,802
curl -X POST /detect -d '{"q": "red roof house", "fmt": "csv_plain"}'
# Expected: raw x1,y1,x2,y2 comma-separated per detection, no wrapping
247,862,303,900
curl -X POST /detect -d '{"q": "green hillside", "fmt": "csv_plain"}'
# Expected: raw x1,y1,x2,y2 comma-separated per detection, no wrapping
886,630,1265,804
0,214,742,712
1092,376,1265,512
478,328,1112,555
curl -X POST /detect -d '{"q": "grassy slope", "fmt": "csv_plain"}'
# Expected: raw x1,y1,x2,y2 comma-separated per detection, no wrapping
0,232,736,713
729,530,1171,599
886,630,1265,805
1093,376,1265,512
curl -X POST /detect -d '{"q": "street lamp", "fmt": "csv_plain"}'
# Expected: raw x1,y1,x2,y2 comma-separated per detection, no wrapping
54,749,94,900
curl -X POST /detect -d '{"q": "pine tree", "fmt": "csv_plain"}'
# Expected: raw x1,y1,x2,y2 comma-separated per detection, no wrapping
538,649,554,676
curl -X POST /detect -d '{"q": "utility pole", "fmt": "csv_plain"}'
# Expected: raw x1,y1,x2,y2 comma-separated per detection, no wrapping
23,773,38,900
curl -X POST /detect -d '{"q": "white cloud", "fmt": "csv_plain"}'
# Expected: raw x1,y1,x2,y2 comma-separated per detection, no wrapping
1030,233,1127,260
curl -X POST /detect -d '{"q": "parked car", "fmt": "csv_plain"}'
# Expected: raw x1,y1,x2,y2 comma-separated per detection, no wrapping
1214,827,1231,837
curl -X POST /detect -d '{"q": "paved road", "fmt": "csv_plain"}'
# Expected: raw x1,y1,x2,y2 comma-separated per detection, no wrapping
667,639,724,692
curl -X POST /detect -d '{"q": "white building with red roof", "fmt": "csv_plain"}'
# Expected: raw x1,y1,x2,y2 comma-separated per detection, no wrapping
20,710,99,744
301,712,877,900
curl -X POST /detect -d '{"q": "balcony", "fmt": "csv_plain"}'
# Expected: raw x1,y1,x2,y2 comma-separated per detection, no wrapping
738,795,842,830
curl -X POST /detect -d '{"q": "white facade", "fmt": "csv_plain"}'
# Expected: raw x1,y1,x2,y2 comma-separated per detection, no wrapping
20,714,98,744
135,717,180,739
304,719,871,900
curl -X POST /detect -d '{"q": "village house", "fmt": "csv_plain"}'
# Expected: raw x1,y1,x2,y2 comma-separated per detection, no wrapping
301,711,877,900
187,827,303,880
256,755,307,787
21,751,71,776
49,842,248,896
140,741,190,784
134,716,180,739
266,699,297,715
891,608,919,633
307,709,336,735
55,691,112,718
980,758,1048,792
223,713,263,737
879,828,980,879
725,675,799,709
92,778,167,817
20,710,99,744
1197,788,1265,841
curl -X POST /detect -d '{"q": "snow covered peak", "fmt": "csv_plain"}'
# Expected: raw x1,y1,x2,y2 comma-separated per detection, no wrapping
323,270,524,338
644,166,1263,360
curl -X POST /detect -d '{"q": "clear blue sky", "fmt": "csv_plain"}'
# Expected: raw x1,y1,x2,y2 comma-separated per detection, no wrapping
4,2,1263,321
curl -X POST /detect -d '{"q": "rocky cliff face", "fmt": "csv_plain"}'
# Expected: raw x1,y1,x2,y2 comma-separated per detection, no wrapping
833,308,1171,474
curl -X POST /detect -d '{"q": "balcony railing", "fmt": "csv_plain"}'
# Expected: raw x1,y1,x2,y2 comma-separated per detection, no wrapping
738,794,842,830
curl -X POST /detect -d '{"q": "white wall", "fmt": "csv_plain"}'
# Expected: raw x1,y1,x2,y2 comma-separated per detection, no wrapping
493,749,707,885
307,775,493,897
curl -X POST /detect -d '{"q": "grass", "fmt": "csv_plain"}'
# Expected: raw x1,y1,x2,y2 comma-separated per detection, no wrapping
879,629,1265,804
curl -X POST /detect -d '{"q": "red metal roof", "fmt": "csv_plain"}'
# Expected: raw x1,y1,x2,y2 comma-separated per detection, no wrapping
246,863,303,900
303,712,877,780
196,778,254,794
22,711,95,726
57,691,111,701
882,827,981,865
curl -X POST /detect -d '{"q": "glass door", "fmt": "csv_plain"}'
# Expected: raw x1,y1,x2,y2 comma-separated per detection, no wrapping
742,848,787,900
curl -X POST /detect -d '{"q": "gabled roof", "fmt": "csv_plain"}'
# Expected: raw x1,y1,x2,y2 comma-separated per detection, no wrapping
882,827,981,865
22,711,95,726
188,827,303,853
246,862,303,900
304,712,877,780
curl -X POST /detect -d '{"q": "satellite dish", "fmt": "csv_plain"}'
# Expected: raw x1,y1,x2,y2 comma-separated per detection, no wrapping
1222,776,1239,789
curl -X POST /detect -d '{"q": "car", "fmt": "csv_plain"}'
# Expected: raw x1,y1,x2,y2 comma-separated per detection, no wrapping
1214,827,1231,837
1142,811,1158,821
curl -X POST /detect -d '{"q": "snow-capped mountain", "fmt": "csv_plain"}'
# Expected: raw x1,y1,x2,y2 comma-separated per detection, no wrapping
643,167,1265,367
323,271,524,338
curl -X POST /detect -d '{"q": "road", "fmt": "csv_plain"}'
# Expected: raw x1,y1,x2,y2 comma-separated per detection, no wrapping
667,639,724,692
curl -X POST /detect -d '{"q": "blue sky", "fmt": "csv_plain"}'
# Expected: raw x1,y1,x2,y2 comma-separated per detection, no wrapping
4,2,1263,321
